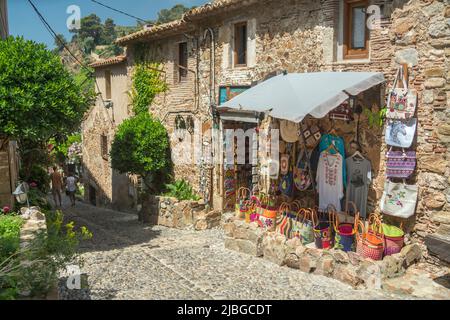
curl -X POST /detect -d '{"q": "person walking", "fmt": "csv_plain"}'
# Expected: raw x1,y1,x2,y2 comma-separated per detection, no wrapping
50,166,63,208
66,172,78,207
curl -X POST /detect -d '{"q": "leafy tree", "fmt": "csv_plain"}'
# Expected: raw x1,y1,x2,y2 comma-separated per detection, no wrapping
102,18,117,44
54,33,68,52
0,37,94,173
80,36,95,54
110,113,170,193
157,4,194,24
70,14,103,44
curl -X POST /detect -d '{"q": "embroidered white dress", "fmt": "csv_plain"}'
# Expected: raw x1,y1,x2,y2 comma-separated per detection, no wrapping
316,151,344,212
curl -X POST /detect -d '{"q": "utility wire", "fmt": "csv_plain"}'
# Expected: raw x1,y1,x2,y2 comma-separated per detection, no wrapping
27,0,109,110
90,0,149,24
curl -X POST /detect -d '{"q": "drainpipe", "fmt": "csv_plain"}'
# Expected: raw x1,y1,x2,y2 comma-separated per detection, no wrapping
203,27,216,116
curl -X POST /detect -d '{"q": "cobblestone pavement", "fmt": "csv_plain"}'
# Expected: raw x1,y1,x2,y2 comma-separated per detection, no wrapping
57,200,415,300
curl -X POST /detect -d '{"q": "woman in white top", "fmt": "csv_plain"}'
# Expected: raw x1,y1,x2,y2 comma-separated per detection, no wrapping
66,172,78,207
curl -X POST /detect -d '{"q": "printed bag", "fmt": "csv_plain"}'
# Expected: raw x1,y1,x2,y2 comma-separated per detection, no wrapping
294,149,312,191
301,123,321,148
385,118,417,148
386,67,417,120
380,180,418,219
386,149,416,179
329,100,354,122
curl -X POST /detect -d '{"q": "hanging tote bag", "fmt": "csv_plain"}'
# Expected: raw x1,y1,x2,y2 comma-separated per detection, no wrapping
250,195,261,222
329,100,354,121
294,149,312,191
386,67,417,120
386,149,416,179
385,118,417,148
380,180,418,219
382,223,405,256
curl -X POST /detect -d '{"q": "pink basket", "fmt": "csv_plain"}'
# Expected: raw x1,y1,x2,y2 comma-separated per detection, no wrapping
384,235,404,256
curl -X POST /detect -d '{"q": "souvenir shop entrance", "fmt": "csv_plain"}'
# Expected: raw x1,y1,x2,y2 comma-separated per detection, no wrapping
217,71,419,260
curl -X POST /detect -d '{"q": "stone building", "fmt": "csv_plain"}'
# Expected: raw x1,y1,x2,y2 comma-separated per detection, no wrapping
82,56,138,211
82,0,450,264
0,0,19,209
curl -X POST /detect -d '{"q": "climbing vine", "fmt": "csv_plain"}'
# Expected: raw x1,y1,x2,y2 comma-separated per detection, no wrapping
130,62,168,115
363,106,387,128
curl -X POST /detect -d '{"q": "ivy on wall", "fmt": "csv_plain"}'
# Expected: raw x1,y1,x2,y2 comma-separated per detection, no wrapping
130,62,167,115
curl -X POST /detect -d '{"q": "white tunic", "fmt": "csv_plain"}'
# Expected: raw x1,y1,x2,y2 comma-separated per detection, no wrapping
316,151,344,212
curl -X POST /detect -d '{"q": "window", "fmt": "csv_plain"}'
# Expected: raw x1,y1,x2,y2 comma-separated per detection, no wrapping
178,42,188,81
101,134,108,160
343,0,369,59
234,22,247,67
105,70,112,99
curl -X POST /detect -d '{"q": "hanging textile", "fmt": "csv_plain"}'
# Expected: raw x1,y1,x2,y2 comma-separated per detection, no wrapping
319,134,347,188
345,157,372,218
316,151,344,211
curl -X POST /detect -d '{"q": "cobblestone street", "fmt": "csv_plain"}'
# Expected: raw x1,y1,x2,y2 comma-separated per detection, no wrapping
56,200,419,300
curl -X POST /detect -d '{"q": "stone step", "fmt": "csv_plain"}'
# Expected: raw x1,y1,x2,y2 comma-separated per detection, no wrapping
425,233,450,263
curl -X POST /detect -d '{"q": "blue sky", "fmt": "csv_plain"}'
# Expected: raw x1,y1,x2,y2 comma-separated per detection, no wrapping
9,0,209,48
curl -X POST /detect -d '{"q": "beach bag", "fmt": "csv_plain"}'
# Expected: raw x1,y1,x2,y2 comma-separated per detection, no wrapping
356,215,384,261
294,208,315,245
386,149,416,179
258,195,278,231
386,67,417,120
250,195,261,222
301,123,321,148
385,118,417,148
333,206,358,252
313,209,333,249
235,187,251,219
276,203,293,238
382,223,405,256
294,149,312,191
380,180,418,219
279,168,294,197
329,100,354,121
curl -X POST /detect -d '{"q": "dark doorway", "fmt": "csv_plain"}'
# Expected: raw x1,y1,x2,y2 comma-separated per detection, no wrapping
89,185,97,206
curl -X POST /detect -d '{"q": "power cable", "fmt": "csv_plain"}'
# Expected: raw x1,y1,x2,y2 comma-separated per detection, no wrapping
27,0,108,110
90,0,149,24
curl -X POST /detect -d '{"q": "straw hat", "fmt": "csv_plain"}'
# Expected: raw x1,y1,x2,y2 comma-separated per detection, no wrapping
280,120,299,143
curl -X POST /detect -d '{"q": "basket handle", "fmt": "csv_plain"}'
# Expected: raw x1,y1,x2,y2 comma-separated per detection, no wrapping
290,201,300,212
310,208,318,227
355,220,366,241
345,201,359,217
279,202,291,214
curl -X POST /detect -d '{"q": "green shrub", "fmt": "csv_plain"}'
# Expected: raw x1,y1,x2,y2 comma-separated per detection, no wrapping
165,180,200,201
0,210,92,299
19,164,50,193
110,112,170,193
0,216,24,262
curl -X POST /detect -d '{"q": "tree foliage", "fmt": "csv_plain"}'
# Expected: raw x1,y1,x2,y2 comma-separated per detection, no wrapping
0,37,94,143
110,113,170,192
70,14,103,45
157,4,194,24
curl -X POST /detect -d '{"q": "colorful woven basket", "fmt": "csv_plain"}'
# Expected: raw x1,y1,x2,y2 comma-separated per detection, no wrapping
382,223,405,256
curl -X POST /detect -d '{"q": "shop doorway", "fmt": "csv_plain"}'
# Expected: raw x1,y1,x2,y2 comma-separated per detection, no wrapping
89,185,97,206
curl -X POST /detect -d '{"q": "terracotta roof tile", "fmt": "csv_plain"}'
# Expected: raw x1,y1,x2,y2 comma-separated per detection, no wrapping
88,55,127,68
116,0,258,45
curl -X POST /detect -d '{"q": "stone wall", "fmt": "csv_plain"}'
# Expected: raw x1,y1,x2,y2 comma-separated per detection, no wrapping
224,219,423,289
145,195,221,230
0,140,18,208
118,0,449,263
82,62,138,211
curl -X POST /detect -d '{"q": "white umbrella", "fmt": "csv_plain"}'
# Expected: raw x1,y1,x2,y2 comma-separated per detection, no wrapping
218,72,385,123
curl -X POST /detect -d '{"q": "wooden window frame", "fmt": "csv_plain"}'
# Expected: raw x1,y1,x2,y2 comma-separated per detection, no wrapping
105,70,112,100
101,134,108,161
178,42,188,82
234,22,248,67
343,0,369,60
